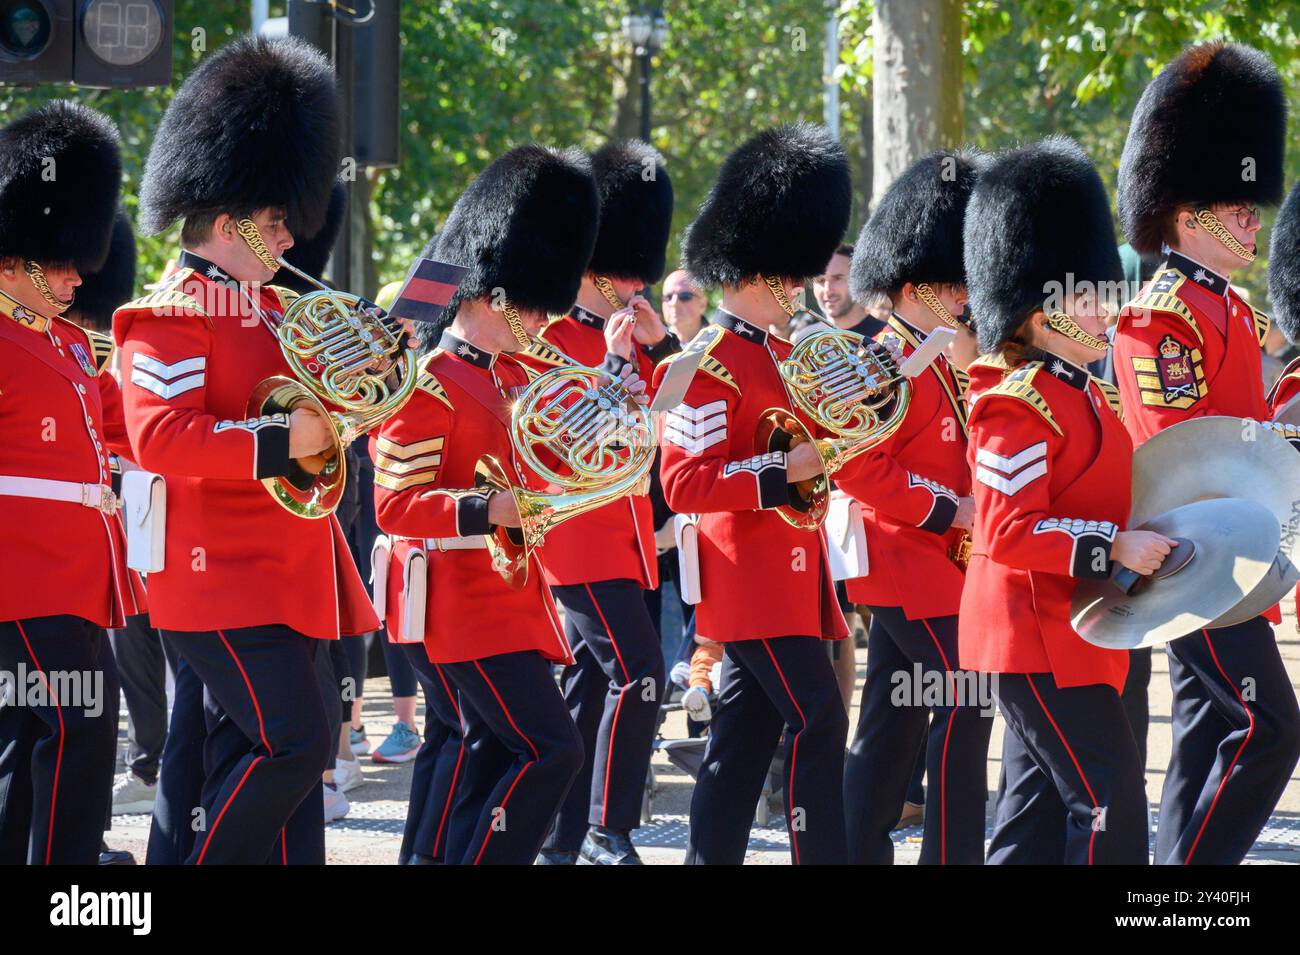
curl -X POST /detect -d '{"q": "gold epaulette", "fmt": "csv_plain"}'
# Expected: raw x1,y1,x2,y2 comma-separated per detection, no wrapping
415,353,453,410
658,323,738,394
1250,304,1270,347
967,353,1013,375
266,285,301,312
1123,269,1201,344
978,364,1062,436
524,335,568,369
84,329,115,375
1092,376,1124,423
952,366,971,396
121,288,208,319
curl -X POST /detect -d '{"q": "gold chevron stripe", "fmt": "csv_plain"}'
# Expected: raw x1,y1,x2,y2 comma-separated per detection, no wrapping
375,435,445,460
375,469,441,492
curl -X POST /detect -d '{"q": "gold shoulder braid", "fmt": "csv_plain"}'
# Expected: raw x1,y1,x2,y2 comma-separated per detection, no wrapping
979,363,1062,435
1125,270,1201,344
1092,377,1124,422
524,335,568,369
1249,305,1270,347
662,323,738,394
85,329,116,374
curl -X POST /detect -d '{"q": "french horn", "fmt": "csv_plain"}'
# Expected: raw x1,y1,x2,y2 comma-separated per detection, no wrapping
476,340,656,588
248,259,419,519
758,326,910,530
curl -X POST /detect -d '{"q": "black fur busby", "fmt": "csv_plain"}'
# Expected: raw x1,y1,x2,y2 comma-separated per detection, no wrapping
1118,41,1285,255
69,208,136,330
274,179,348,294
588,140,674,284
1267,180,1300,343
965,136,1122,353
139,34,341,238
683,123,851,286
0,100,122,272
850,149,986,301
419,144,599,348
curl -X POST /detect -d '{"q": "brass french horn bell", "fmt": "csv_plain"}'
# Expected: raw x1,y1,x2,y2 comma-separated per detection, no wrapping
758,326,911,530
477,343,657,588
247,259,419,519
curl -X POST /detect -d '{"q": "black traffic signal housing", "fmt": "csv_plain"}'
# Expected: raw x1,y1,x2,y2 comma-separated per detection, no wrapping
0,0,172,88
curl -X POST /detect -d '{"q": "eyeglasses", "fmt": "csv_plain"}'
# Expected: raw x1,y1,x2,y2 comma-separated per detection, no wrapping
1227,205,1260,229
664,291,697,302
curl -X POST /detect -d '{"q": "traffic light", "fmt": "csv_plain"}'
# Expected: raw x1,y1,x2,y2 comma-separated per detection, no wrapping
0,0,172,88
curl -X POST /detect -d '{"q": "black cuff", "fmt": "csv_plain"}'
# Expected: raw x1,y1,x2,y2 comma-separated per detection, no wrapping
758,458,791,510
642,331,681,364
919,494,959,535
456,492,492,537
254,421,292,479
1072,534,1115,579
601,352,633,378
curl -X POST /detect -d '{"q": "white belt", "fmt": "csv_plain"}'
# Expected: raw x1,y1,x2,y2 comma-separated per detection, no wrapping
0,476,118,515
425,536,488,552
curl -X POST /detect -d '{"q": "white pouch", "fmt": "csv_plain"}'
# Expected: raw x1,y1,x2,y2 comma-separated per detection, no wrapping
674,513,701,605
825,494,869,581
370,535,391,622
121,471,166,573
397,547,428,644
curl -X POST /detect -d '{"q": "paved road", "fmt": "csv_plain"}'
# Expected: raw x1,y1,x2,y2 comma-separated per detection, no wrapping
105,610,1300,864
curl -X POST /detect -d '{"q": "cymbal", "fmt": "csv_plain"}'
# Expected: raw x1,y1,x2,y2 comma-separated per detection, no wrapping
1129,415,1300,628
1071,497,1279,650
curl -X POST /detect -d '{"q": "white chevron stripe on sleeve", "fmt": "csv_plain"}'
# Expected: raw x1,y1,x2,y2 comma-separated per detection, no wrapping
131,352,207,379
663,425,728,455
667,399,726,422
665,410,727,439
975,459,1047,496
131,368,206,400
975,441,1047,476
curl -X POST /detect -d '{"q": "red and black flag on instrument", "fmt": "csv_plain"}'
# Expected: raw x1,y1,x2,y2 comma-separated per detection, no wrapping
388,257,469,325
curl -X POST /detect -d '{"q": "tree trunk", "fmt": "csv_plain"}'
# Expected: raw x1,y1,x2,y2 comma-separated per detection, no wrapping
871,0,963,209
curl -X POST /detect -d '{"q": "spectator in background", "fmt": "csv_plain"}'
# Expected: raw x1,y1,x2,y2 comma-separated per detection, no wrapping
813,244,888,341
662,269,707,342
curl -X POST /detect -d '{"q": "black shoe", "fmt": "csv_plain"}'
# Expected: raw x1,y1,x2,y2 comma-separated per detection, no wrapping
578,827,642,865
405,852,440,865
536,848,578,865
99,842,136,866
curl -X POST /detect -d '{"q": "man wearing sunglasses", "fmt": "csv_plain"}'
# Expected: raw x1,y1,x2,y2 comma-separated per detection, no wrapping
662,270,708,342
1113,41,1300,865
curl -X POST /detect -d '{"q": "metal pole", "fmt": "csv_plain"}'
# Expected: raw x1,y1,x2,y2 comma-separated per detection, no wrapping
252,0,269,33
639,50,651,141
824,1,839,140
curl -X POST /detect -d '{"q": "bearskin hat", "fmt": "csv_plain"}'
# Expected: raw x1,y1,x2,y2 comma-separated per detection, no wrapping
274,178,348,294
0,100,122,272
850,149,986,301
587,140,674,285
1118,41,1285,255
419,144,599,347
69,208,137,330
965,136,1122,353
1267,180,1300,343
683,123,851,287
139,34,341,238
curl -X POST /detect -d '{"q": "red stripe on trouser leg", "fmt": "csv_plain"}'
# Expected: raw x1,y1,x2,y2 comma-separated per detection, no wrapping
920,619,955,865
432,664,465,857
469,661,539,865
217,631,273,754
1184,630,1255,865
195,756,265,865
584,583,633,827
760,639,808,866
16,621,63,866
1025,674,1100,865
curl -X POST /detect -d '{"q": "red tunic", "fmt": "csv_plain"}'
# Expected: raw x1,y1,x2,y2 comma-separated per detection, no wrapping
655,310,847,644
113,254,377,639
372,333,571,665
0,297,146,627
958,354,1131,691
1113,251,1271,447
836,316,969,619
519,309,659,589
1113,251,1278,624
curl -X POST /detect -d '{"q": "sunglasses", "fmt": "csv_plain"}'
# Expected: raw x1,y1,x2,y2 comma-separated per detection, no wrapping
664,291,697,302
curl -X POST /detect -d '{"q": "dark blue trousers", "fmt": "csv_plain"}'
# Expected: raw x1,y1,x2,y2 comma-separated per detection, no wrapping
988,672,1147,865
398,643,464,864
145,634,206,865
686,635,849,865
843,608,992,864
1155,618,1300,865
545,579,665,851
0,616,119,865
439,650,583,865
165,626,332,865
